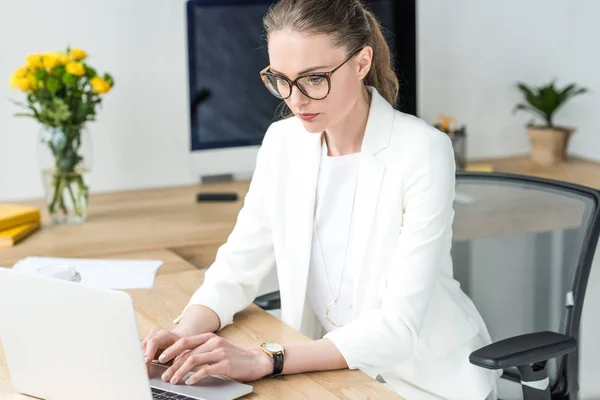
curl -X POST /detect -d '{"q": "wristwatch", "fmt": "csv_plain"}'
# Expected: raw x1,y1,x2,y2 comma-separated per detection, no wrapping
261,342,285,377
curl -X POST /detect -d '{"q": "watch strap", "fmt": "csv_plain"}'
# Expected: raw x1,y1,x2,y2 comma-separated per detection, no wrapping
271,352,284,377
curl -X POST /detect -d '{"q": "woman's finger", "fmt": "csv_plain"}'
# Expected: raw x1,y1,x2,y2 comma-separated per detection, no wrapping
159,333,216,363
144,331,171,364
169,350,224,385
162,350,193,382
173,349,190,365
141,328,160,350
185,361,227,385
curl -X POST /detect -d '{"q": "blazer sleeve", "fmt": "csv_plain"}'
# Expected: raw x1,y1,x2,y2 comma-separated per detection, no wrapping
324,130,456,370
174,125,277,330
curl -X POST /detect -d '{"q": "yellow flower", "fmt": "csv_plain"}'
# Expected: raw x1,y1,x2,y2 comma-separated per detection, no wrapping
9,73,34,91
26,53,43,68
90,76,111,94
55,52,70,65
66,62,85,76
69,48,87,61
42,53,60,70
9,73,19,88
14,66,29,78
9,65,35,91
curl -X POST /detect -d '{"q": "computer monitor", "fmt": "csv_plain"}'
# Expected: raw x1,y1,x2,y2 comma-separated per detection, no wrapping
185,0,415,181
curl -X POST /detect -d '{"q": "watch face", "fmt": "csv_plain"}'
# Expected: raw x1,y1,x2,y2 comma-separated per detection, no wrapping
264,343,283,353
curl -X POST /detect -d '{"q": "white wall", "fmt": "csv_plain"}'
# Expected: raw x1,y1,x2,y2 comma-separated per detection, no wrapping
418,0,600,161
0,0,195,202
2,0,599,202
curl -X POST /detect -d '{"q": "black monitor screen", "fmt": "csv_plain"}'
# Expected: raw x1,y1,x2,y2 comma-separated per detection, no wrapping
187,0,399,151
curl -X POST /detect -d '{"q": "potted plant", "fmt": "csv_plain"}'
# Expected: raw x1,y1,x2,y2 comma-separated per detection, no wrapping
9,48,114,224
513,80,587,165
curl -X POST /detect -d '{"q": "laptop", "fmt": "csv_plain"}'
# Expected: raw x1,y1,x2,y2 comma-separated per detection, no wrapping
0,268,253,400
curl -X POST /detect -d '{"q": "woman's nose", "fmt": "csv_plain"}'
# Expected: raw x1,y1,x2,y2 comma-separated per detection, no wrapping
288,85,310,109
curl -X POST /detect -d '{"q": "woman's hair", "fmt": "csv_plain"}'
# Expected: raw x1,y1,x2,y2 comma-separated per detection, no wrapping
263,0,399,107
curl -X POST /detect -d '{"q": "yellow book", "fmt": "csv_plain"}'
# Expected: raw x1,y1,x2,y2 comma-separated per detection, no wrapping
464,163,495,173
0,204,40,232
0,221,41,248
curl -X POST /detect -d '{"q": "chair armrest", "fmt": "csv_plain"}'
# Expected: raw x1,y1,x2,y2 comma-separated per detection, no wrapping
469,331,577,370
253,290,281,311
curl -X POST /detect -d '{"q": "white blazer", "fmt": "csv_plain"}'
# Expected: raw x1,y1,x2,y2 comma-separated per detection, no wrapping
179,87,499,400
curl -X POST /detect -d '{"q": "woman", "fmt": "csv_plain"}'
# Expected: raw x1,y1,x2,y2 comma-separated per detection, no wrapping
142,0,499,398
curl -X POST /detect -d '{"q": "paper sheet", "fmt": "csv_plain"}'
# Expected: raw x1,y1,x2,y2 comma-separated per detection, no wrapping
11,256,163,289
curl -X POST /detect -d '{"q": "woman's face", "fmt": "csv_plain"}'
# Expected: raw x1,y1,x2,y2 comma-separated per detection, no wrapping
267,31,371,133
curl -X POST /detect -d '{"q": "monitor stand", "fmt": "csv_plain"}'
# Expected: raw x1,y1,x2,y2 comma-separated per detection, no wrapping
196,174,239,202
201,173,234,184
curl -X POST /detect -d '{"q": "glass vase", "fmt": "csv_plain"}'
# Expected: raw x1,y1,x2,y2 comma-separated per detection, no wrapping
37,127,92,224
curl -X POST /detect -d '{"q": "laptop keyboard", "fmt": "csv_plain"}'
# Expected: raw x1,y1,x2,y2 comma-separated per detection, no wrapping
151,387,198,400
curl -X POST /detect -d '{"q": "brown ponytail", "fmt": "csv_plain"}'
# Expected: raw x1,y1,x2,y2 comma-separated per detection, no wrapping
264,0,400,107
363,11,400,107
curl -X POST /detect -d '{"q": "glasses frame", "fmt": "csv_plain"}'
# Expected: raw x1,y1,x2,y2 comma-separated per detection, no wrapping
260,48,363,101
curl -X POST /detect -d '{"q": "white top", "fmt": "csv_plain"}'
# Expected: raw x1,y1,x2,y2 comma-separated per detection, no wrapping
307,143,360,333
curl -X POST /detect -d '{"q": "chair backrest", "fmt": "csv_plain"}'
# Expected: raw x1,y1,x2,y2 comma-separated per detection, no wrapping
452,172,600,397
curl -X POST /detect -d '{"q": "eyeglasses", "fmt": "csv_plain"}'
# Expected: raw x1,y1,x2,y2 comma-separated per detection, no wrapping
260,48,362,101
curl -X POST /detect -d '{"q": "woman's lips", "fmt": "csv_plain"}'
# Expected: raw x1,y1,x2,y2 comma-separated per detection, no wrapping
298,113,320,122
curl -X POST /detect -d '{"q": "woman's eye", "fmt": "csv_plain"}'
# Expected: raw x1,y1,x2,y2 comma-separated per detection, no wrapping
308,76,325,85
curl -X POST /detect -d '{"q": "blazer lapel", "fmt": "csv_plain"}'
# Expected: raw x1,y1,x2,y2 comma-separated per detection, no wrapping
284,129,323,329
349,154,384,314
350,88,396,316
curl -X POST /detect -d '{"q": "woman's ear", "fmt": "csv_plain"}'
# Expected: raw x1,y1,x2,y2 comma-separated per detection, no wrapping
356,46,373,80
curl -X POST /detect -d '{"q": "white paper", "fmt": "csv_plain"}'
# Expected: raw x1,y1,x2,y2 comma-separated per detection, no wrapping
11,257,163,289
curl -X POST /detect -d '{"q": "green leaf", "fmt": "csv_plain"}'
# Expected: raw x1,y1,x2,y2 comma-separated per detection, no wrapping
512,103,546,120
51,65,66,78
557,83,576,103
538,85,558,121
564,86,588,102
517,83,537,104
63,73,78,87
34,68,48,81
47,76,62,94
517,83,544,114
85,66,97,79
10,99,28,109
33,89,52,104
103,73,114,87
516,83,533,97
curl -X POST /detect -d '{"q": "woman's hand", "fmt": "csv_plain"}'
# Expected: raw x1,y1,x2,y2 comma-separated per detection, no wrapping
157,333,274,385
141,329,182,371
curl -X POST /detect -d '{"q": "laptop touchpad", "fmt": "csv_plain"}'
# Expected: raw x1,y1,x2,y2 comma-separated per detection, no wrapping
148,363,252,400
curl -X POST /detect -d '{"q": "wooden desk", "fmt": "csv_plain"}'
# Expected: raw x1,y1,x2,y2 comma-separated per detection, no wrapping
0,181,251,268
2,155,598,398
472,155,600,190
0,249,398,399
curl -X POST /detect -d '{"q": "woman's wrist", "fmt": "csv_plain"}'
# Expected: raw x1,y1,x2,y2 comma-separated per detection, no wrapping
253,347,275,378
171,325,197,338
172,304,221,337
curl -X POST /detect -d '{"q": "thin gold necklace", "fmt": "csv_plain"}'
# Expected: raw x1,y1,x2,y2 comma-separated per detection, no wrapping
314,142,359,327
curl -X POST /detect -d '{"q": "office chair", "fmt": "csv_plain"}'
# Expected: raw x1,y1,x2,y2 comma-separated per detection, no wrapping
254,171,600,400
453,172,600,400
